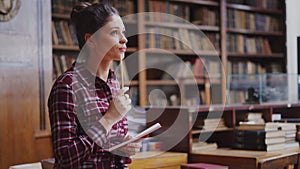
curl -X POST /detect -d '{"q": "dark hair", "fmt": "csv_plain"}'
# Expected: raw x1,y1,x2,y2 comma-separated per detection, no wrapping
71,2,119,49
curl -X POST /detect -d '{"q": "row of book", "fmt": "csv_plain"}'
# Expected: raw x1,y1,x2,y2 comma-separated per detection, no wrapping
52,20,78,46
52,0,76,14
109,0,134,18
145,27,220,51
190,6,219,26
228,60,267,75
227,0,279,9
227,9,281,32
52,54,75,79
145,0,190,23
161,58,220,80
227,34,272,54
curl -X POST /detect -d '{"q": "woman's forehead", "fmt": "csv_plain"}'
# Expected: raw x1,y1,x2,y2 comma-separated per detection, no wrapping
104,15,125,30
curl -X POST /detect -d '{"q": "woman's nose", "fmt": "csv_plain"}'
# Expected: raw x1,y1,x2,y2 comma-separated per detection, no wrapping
119,34,127,44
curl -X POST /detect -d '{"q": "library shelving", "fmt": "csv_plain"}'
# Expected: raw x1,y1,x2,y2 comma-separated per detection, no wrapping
51,0,138,82
51,0,287,106
146,102,300,156
226,0,286,104
51,1,78,80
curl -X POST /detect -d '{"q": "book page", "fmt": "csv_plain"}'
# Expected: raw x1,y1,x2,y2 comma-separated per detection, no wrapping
108,123,161,152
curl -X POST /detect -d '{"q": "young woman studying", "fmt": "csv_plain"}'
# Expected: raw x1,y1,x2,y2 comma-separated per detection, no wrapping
48,2,141,168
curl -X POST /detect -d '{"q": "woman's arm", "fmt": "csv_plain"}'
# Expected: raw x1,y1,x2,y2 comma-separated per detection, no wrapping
48,82,107,168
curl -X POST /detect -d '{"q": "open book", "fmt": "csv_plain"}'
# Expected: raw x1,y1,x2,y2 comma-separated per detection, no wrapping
108,123,161,151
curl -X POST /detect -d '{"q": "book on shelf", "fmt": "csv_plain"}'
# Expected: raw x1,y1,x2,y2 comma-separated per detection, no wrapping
59,21,72,46
227,8,280,32
51,21,59,45
192,141,218,153
227,34,272,54
233,129,286,151
274,118,300,123
237,122,281,131
232,141,285,151
234,122,299,151
145,0,190,23
234,129,285,140
52,54,75,78
111,0,135,18
227,0,278,10
52,20,78,46
245,112,264,123
202,118,228,131
53,21,65,45
144,25,219,51
191,6,219,26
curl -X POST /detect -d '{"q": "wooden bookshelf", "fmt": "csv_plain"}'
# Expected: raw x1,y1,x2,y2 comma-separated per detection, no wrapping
146,103,300,160
51,0,286,106
51,0,137,81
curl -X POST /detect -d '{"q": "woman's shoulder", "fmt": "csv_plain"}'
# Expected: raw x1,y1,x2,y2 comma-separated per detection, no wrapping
53,63,93,88
54,68,76,87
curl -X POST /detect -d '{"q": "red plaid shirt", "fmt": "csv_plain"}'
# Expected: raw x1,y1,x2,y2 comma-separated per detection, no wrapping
48,63,131,169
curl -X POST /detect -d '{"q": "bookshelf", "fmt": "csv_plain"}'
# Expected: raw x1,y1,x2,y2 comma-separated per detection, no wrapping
146,103,300,162
226,0,286,104
51,0,286,106
51,1,78,80
51,0,138,82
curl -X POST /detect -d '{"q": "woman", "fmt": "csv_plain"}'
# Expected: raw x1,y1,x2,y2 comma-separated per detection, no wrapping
48,2,141,168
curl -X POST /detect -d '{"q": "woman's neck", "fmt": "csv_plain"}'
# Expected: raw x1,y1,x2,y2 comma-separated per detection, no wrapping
84,56,111,82
96,62,110,81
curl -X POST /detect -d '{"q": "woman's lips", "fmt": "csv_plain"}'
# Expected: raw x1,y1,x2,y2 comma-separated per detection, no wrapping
119,47,127,52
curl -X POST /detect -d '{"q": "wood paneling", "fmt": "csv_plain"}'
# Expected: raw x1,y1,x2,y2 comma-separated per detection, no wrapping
0,1,53,168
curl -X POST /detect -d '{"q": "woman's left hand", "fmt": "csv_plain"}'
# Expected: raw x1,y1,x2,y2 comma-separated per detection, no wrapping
118,135,142,156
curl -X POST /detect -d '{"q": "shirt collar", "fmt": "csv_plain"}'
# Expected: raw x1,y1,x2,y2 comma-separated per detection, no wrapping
73,62,117,87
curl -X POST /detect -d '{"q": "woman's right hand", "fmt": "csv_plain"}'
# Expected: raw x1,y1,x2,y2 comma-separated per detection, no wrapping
99,87,132,131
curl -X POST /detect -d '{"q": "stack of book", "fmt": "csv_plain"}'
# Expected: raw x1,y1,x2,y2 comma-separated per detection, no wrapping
192,141,218,153
232,128,286,151
237,112,266,130
233,122,299,151
202,118,228,131
277,123,299,150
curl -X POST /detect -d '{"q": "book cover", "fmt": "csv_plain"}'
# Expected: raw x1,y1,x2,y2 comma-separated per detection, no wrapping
181,163,228,169
108,123,161,151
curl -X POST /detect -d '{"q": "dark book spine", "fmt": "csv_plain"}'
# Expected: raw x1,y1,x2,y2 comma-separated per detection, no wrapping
232,142,266,151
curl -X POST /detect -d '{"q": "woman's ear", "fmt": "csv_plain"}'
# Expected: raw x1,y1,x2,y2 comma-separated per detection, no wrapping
84,33,96,48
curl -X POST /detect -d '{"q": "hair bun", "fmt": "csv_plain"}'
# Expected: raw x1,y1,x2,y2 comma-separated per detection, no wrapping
72,2,92,13
77,1,92,8
70,2,93,24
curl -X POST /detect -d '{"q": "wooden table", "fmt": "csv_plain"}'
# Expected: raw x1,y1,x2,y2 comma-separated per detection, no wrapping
41,151,187,169
128,151,187,169
189,148,300,169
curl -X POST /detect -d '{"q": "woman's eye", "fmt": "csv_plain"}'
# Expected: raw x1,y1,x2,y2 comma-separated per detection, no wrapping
111,30,118,35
